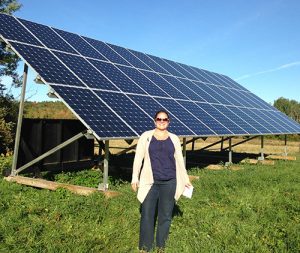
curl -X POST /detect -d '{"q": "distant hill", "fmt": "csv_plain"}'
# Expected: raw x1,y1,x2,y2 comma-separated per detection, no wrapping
24,101,76,119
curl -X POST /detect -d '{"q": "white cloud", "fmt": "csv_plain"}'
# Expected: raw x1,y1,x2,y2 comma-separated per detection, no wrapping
235,61,300,81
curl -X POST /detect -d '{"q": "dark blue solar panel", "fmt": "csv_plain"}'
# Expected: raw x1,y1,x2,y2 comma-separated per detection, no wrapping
54,52,118,90
208,72,233,88
117,65,169,97
197,83,232,105
197,103,248,135
141,70,188,99
161,75,203,101
213,105,260,134
127,95,193,136
263,110,297,133
53,28,106,60
10,42,83,86
146,55,185,78
193,68,218,85
222,75,249,91
52,86,136,138
1,13,299,138
95,91,153,135
242,108,278,133
252,109,287,133
228,107,270,134
107,43,152,71
83,37,130,66
128,49,169,74
179,101,231,135
0,14,42,46
19,19,77,54
191,81,220,104
212,86,244,106
273,111,300,132
163,59,196,80
175,78,207,102
88,59,146,94
154,98,211,135
221,88,251,107
187,66,210,83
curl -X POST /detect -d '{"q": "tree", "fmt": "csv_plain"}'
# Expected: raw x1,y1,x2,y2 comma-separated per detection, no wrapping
0,0,22,88
274,97,300,123
0,0,21,154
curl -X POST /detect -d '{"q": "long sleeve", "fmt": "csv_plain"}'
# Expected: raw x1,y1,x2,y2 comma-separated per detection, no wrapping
131,132,147,184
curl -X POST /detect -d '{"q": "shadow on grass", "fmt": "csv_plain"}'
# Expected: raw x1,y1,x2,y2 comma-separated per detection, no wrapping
22,149,261,184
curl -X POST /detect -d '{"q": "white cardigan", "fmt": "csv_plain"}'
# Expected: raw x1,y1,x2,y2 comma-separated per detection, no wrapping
131,130,190,203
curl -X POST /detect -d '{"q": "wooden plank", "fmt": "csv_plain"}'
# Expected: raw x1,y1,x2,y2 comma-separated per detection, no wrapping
240,159,275,165
266,155,296,161
205,164,224,170
4,176,120,198
188,175,200,181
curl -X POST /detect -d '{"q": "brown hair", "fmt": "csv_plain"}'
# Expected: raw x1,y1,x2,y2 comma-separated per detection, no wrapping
154,110,170,120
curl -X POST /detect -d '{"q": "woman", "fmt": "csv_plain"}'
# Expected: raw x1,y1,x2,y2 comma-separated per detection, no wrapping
131,110,192,252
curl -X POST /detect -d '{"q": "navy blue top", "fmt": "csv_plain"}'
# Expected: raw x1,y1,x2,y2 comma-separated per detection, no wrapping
149,136,176,180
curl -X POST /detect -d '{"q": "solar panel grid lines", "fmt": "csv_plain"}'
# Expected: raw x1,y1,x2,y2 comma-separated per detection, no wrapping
9,42,84,86
140,70,189,100
18,18,78,54
275,111,300,131
127,95,195,136
180,101,234,135
52,86,137,139
53,51,119,91
159,75,203,102
88,59,147,94
256,109,291,133
1,13,299,139
116,65,171,97
0,14,41,46
127,49,170,75
106,43,153,71
243,108,279,134
198,103,248,135
154,98,214,135
213,104,260,134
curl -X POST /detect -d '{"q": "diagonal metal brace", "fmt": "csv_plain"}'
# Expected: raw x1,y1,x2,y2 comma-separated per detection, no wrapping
14,130,89,175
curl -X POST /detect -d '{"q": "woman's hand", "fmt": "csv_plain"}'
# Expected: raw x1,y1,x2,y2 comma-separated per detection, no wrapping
185,182,193,188
131,182,139,192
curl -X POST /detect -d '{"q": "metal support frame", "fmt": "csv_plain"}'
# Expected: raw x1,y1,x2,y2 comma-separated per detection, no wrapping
199,137,231,151
14,131,88,175
220,137,224,151
283,134,288,157
226,137,233,166
182,138,187,167
258,136,264,161
223,135,257,150
98,140,109,191
11,64,28,176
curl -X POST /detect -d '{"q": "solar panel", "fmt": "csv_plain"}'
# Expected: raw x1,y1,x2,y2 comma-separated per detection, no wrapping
1,13,299,140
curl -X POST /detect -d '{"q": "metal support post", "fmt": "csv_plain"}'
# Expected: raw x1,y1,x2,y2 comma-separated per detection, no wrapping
220,137,224,151
11,64,28,176
258,136,264,161
284,135,288,157
183,138,187,167
192,138,195,151
226,137,232,166
103,140,109,190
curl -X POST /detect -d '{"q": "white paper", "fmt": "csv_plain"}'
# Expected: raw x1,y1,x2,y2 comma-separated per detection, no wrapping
182,185,194,198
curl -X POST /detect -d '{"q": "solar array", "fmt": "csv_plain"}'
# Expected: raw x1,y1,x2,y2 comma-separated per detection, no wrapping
1,13,299,139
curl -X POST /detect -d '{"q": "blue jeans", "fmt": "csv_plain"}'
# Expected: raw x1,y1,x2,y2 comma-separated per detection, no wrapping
139,178,176,251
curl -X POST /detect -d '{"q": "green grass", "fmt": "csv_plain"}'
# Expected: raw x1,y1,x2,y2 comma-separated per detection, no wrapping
0,154,299,252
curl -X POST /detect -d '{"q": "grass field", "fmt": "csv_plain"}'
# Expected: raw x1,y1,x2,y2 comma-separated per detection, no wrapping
0,150,299,252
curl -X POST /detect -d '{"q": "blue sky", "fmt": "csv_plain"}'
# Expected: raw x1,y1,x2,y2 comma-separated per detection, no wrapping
4,0,300,104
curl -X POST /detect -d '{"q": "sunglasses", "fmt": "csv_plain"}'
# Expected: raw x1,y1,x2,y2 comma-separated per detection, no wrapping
155,117,169,122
